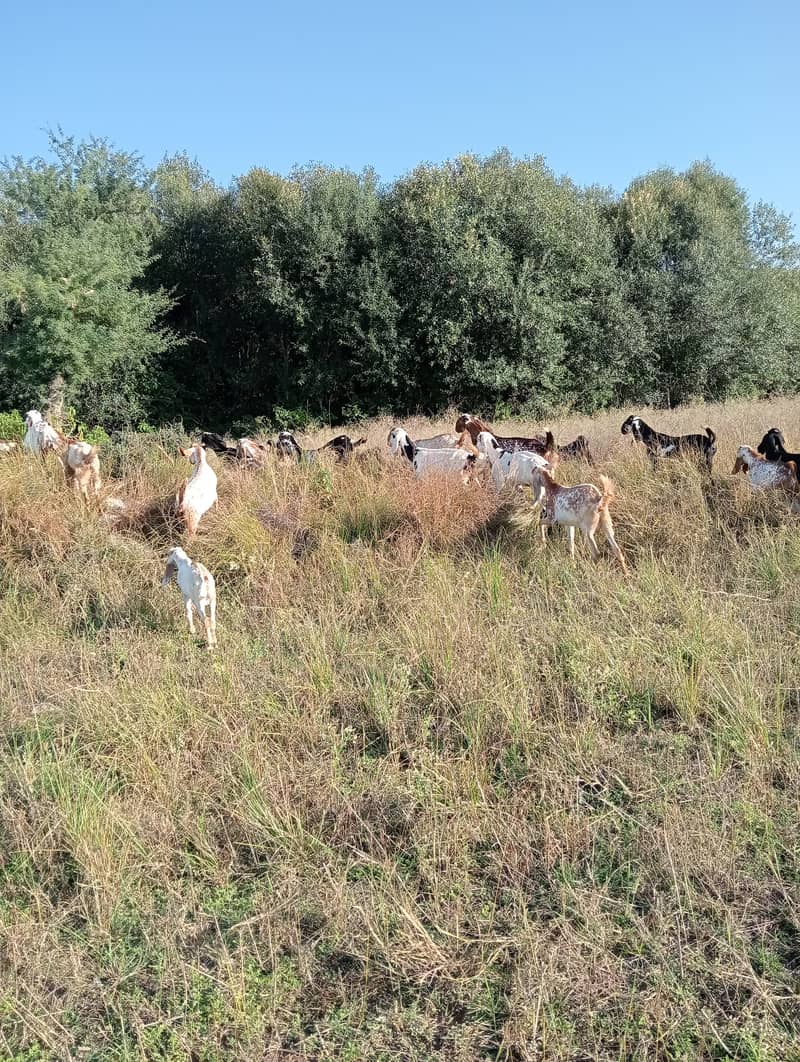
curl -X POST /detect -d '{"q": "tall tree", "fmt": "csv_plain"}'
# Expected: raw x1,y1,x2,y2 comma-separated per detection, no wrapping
0,134,175,425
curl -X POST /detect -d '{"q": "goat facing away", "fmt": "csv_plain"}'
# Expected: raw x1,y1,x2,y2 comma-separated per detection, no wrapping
476,431,554,493
161,546,218,648
65,441,102,500
621,415,716,470
388,427,482,483
732,446,799,503
756,428,800,483
276,431,367,464
530,467,627,570
177,444,218,536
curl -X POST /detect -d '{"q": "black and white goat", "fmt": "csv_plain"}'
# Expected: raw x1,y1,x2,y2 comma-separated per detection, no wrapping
388,427,482,482
276,431,366,464
756,428,800,483
621,415,716,471
200,432,272,466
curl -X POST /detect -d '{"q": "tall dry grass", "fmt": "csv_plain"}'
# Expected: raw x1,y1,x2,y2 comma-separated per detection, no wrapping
0,397,798,1060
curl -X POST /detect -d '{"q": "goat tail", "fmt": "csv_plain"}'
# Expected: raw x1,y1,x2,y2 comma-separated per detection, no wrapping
544,430,555,452
704,426,716,445
598,475,615,507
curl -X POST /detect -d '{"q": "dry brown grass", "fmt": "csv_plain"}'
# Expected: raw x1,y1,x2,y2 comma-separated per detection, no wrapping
0,397,799,1060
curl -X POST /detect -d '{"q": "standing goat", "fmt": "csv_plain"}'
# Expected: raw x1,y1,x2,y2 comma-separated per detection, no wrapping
65,441,102,500
456,414,556,456
176,444,218,536
476,431,554,493
24,410,102,498
161,547,218,648
388,427,482,483
530,467,627,570
621,415,716,470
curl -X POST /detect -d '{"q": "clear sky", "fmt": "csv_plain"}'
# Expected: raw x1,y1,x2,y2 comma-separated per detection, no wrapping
4,0,799,223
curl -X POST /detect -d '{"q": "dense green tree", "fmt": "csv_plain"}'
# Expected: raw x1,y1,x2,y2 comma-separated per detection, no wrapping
610,162,799,405
1,137,798,427
0,134,175,425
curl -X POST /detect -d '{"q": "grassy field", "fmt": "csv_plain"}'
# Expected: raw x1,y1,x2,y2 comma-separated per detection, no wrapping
0,397,799,1061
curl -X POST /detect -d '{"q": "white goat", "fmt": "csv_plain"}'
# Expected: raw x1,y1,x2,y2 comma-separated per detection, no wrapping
0,440,18,454
476,430,553,494
388,427,483,483
161,546,218,647
530,467,627,570
23,410,63,454
177,444,218,536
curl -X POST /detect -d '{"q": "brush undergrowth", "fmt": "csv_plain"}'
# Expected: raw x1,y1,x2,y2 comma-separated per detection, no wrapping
0,397,798,1061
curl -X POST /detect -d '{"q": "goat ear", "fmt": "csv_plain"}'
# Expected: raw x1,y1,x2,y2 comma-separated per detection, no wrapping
179,447,189,457
161,559,175,586
732,457,744,475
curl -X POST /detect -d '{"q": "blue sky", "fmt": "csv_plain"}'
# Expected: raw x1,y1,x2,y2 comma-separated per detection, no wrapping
4,0,799,223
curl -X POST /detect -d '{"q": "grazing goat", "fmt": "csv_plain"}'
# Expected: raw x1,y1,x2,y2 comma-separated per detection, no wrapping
456,413,556,457
176,444,218,536
732,445,799,497
201,431,272,466
756,428,800,483
476,431,554,493
531,467,627,570
621,415,716,470
235,437,272,466
388,427,481,483
276,431,367,464
200,432,238,460
161,546,218,648
64,441,102,500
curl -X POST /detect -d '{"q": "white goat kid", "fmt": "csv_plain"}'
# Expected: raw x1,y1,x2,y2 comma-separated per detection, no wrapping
388,427,482,483
177,444,218,536
476,431,552,495
161,547,218,647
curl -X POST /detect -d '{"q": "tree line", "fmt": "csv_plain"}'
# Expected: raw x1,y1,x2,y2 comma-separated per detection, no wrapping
1,133,798,431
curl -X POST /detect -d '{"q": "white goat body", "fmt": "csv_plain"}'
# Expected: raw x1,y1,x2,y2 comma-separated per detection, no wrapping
177,445,218,535
161,546,217,647
388,427,484,482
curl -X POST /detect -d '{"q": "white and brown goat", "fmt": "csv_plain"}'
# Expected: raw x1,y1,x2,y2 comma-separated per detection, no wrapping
530,467,627,570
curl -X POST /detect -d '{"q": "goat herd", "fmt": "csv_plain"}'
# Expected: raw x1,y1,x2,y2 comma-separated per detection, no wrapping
6,409,800,648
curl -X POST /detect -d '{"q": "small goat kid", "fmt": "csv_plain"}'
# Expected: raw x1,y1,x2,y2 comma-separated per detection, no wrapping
621,415,716,470
177,444,218,536
531,467,627,570
161,547,218,648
